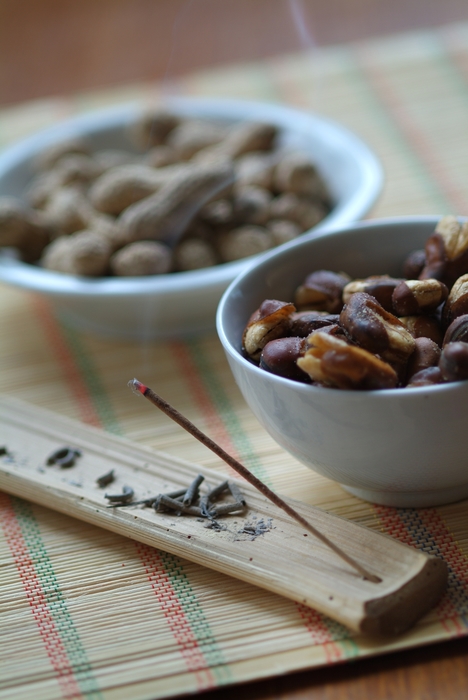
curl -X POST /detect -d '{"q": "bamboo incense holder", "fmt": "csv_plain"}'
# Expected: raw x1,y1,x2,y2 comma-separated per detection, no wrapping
0,395,447,636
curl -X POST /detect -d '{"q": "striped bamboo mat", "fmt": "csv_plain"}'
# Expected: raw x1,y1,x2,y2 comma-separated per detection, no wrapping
2,21,468,700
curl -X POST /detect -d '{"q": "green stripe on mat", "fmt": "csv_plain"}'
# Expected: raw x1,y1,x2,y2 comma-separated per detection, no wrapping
12,497,103,699
58,324,232,685
185,338,271,485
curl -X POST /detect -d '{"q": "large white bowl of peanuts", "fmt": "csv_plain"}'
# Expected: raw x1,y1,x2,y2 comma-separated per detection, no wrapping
217,215,468,507
0,98,382,339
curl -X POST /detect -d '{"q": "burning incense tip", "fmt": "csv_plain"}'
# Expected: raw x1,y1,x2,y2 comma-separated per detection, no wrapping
128,378,147,396
129,378,382,584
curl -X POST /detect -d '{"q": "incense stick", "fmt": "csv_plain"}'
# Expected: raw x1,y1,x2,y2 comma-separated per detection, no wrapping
129,378,381,583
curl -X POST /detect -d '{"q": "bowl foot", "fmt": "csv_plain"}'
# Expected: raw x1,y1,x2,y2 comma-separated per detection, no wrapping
341,483,468,508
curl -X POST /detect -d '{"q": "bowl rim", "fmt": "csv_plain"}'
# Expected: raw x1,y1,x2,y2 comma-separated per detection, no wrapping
216,214,468,399
0,97,383,297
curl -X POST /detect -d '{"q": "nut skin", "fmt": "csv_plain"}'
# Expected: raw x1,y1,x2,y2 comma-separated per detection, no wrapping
403,249,426,279
443,314,468,346
405,337,441,383
439,342,468,382
442,273,468,327
343,275,402,313
406,366,444,387
243,300,296,362
294,270,351,313
259,337,310,382
392,278,448,316
340,292,416,365
398,315,443,347
297,331,398,390
288,311,340,337
420,215,468,288
119,161,234,246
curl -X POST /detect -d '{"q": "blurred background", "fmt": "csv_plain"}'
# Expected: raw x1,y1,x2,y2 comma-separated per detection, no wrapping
1,0,468,106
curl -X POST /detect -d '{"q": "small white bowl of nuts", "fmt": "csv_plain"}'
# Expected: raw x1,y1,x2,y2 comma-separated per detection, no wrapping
0,98,381,339
217,215,468,507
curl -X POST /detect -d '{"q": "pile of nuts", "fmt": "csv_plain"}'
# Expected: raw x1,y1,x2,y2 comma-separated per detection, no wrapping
0,109,331,277
242,215,468,390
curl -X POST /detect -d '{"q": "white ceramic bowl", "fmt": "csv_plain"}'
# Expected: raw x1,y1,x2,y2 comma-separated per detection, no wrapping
0,98,382,339
217,216,468,508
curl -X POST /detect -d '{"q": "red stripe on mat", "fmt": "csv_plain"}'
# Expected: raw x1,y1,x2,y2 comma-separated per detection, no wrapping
135,542,216,690
0,493,83,699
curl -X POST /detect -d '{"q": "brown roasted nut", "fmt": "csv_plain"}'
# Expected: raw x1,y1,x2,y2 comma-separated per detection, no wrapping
217,225,273,262
119,161,234,246
442,274,468,326
403,249,426,279
340,292,416,365
443,314,468,345
392,278,448,316
420,215,468,287
294,270,351,313
242,300,296,362
297,332,398,390
398,315,443,346
288,311,340,337
44,187,96,235
406,366,444,388
343,275,402,312
195,121,278,163
259,337,310,382
406,337,441,383
110,241,172,276
439,342,468,382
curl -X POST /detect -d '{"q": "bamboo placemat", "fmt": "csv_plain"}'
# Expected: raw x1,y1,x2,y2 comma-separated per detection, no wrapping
2,21,468,700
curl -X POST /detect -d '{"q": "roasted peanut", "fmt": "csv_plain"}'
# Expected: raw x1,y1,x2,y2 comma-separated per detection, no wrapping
110,241,172,276
43,187,96,236
392,278,448,316
439,342,468,382
420,215,468,287
403,249,426,279
406,337,441,383
266,219,301,246
119,161,234,246
295,270,351,313
297,331,398,390
232,186,272,225
398,315,443,346
343,275,402,312
242,300,296,362
0,196,51,262
259,337,310,382
34,136,90,171
443,314,468,345
235,151,276,190
406,366,444,387
442,274,468,326
340,292,416,365
288,311,340,337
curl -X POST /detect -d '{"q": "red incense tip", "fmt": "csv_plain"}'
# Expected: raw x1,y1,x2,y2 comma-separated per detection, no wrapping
128,378,148,395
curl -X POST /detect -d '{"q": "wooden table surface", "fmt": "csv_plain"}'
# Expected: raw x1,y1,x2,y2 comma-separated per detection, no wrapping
2,1,468,698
